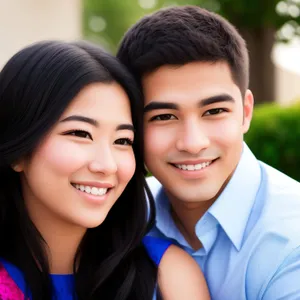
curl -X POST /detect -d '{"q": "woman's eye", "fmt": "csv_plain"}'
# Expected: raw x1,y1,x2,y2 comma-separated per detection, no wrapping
150,114,176,121
204,108,226,116
65,130,93,140
115,138,134,146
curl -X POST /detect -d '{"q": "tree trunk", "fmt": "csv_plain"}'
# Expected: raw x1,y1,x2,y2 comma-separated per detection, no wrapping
239,27,276,104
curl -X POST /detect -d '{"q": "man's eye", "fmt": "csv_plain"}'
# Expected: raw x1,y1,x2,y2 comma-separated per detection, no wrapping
203,108,226,116
115,138,134,146
64,130,93,140
150,114,176,121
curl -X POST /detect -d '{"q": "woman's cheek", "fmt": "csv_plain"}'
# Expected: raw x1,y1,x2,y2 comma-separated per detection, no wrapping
117,151,136,185
34,138,89,175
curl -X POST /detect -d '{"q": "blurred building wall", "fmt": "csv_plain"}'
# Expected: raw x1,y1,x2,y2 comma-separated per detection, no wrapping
0,0,82,69
275,65,300,105
273,43,300,105
1,1,300,105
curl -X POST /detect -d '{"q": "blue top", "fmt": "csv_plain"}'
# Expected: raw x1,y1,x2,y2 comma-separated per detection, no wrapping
0,236,171,299
148,142,300,300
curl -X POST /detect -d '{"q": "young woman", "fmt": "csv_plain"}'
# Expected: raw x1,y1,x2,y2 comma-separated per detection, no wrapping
0,41,210,300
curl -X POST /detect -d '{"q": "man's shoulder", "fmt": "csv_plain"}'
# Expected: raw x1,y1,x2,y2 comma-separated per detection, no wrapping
256,161,300,229
259,161,300,202
243,162,300,264
233,163,300,298
261,161,299,188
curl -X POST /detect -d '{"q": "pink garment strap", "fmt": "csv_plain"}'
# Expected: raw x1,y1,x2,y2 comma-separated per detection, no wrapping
0,262,27,300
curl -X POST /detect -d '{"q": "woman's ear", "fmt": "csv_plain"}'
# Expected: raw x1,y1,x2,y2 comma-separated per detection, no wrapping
11,161,24,172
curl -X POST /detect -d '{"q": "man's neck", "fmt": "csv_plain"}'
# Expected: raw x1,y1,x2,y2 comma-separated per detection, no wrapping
169,196,215,250
165,168,238,249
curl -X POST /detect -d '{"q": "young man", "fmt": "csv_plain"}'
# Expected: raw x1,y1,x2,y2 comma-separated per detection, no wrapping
117,5,300,300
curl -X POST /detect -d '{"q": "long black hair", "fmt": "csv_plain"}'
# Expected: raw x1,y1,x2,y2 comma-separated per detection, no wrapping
0,41,157,299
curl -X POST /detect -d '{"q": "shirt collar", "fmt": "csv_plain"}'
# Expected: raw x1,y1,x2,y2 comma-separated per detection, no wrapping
153,143,262,252
207,143,262,251
155,184,191,247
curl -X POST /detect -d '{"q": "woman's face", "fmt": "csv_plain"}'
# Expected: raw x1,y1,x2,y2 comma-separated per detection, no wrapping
16,82,136,230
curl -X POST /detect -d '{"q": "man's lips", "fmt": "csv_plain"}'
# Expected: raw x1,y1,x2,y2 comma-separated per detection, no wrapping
170,158,218,165
169,158,219,171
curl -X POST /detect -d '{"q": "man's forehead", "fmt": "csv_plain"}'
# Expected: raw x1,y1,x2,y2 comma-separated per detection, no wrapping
142,62,239,100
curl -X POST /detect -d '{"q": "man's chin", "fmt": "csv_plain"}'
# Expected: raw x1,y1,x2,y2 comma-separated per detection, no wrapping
165,188,217,204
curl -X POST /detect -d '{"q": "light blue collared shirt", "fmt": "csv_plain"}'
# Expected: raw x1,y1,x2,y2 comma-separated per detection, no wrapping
148,143,300,300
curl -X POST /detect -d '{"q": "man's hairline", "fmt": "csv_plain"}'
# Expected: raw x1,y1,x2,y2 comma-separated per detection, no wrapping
140,60,247,100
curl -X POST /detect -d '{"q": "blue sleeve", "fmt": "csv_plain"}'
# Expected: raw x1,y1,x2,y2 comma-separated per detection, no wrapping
142,236,172,266
261,247,300,299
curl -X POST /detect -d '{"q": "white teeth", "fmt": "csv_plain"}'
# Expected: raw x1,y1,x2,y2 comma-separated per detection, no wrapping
194,164,201,170
91,187,98,195
99,188,107,196
175,161,212,171
72,184,108,196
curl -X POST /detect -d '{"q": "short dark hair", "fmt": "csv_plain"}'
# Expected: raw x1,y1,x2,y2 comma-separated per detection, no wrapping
117,5,249,95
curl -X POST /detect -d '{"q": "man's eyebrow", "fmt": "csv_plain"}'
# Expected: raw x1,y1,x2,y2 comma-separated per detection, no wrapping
60,115,99,127
143,94,234,112
199,94,235,107
143,101,179,113
116,124,135,132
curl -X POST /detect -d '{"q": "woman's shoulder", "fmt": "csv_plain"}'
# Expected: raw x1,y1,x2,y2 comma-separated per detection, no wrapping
142,236,172,266
155,246,211,299
142,238,210,299
0,258,75,300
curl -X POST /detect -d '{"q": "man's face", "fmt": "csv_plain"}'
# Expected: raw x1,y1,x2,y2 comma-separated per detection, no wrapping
142,61,253,206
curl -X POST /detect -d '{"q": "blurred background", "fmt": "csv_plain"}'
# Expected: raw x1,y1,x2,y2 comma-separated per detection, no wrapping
0,0,299,181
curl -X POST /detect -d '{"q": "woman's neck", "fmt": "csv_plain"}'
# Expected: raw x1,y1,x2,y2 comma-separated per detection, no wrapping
26,200,86,274
43,224,85,274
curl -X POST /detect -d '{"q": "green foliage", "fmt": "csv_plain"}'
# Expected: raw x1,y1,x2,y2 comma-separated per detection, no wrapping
83,0,159,53
174,0,300,38
245,102,300,181
83,0,300,52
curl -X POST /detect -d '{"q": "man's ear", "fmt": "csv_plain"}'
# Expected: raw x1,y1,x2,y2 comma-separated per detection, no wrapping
242,89,254,134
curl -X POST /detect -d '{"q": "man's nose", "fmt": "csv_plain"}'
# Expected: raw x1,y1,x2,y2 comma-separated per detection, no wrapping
176,119,210,154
